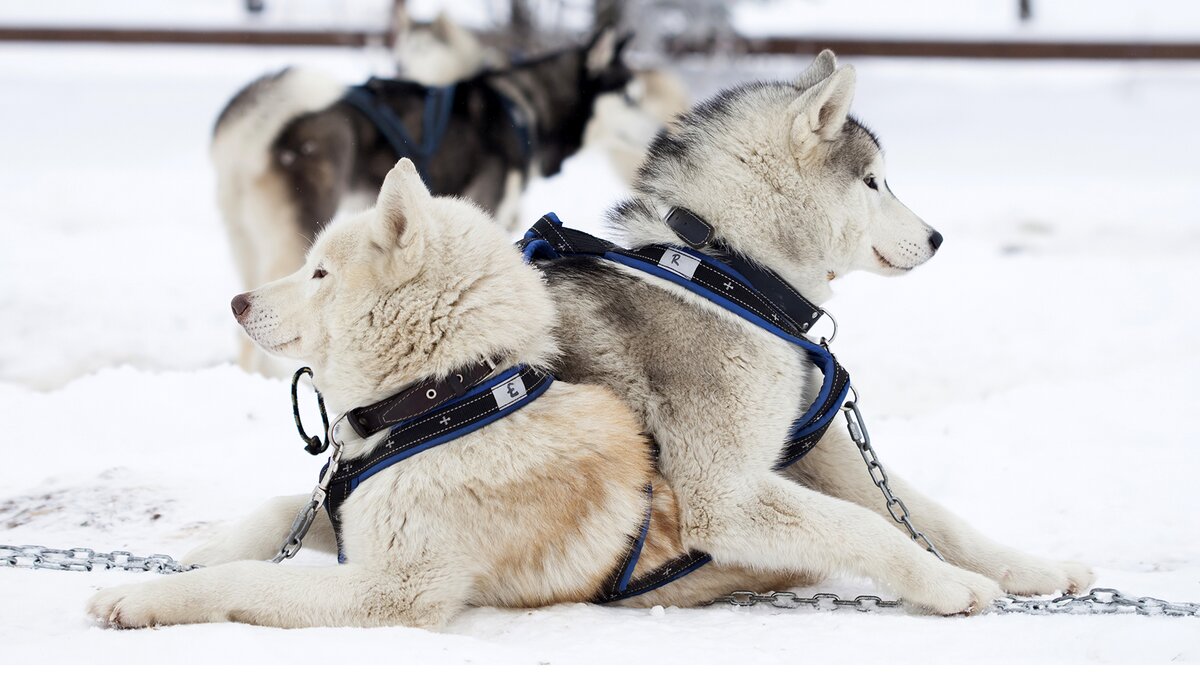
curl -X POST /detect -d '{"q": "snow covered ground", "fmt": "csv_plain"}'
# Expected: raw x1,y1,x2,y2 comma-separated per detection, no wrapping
1,40,1199,664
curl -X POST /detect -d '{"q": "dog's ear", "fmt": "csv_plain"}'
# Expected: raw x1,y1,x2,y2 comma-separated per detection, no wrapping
586,27,620,76
430,11,454,42
788,65,856,158
375,158,430,243
796,49,838,91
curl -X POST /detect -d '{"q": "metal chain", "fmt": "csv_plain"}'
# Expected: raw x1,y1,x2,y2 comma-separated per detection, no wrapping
843,395,944,561
714,587,1200,617
271,413,347,563
708,591,903,612
993,588,1200,617
0,544,198,574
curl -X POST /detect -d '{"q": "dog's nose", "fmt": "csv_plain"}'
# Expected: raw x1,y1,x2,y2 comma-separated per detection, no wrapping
928,230,944,252
231,293,252,321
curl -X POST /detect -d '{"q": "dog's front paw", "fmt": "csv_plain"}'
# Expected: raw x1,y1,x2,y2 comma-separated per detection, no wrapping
998,557,1095,596
902,564,1004,616
87,580,206,629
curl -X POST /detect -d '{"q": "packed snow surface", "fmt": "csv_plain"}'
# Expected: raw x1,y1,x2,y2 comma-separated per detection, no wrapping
1,41,1198,664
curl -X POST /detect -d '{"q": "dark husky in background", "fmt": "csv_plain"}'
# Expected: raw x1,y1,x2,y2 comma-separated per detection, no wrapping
212,30,631,375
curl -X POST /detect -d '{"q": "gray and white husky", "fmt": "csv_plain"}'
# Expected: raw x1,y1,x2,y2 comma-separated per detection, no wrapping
537,50,1094,613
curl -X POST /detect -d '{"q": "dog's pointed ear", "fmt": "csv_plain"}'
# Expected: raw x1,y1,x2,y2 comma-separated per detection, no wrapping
586,27,620,75
375,158,430,242
796,49,838,91
429,10,451,42
789,65,856,158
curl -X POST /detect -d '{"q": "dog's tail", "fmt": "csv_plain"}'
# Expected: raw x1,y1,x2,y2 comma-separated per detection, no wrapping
211,67,345,181
210,68,344,295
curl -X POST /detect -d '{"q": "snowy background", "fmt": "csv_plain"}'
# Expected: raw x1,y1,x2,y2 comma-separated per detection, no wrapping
2,0,1199,665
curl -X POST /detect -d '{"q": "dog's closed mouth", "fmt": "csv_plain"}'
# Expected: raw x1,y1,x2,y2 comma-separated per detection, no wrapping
872,247,913,271
267,336,301,350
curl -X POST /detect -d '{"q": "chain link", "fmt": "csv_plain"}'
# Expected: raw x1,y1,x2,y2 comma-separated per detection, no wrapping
992,588,1200,617
713,587,1200,617
0,544,198,574
708,591,903,612
843,398,945,561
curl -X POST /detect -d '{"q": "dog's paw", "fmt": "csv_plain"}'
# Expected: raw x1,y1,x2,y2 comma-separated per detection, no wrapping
87,580,201,629
998,557,1095,596
903,564,1004,616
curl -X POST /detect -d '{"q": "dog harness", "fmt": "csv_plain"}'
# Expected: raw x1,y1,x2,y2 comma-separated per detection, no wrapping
340,78,534,191
521,211,852,467
518,211,854,601
321,361,657,602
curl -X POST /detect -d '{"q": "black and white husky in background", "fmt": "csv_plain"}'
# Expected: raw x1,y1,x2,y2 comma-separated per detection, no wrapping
213,29,631,374
393,11,691,186
537,50,1095,613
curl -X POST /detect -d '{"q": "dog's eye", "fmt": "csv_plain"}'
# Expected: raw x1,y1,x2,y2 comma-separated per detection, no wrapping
864,175,879,191
312,268,327,280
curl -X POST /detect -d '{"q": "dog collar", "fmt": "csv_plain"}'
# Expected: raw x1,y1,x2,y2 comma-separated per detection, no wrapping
345,358,500,438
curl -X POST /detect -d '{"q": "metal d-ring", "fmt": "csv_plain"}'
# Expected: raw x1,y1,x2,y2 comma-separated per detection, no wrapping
814,310,839,345
291,367,330,456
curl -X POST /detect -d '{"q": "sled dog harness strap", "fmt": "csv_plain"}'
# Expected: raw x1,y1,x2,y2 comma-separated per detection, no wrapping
340,79,458,190
323,364,655,593
345,359,499,438
520,212,853,470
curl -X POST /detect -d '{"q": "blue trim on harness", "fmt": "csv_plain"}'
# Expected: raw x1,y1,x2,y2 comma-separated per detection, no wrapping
524,213,848,456
602,250,848,446
347,365,551,493
617,484,654,593
340,82,457,189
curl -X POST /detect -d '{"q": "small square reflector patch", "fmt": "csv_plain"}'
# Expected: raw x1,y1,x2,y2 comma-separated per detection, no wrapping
491,374,528,410
657,248,701,280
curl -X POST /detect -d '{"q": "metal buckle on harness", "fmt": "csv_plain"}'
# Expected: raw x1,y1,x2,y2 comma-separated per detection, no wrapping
811,309,838,345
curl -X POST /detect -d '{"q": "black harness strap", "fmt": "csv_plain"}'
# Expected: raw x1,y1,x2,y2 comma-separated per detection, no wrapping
346,359,497,438
340,79,457,190
521,213,851,470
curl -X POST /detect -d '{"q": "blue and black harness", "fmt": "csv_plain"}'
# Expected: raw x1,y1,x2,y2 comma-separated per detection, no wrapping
318,209,850,603
340,77,534,191
520,211,852,470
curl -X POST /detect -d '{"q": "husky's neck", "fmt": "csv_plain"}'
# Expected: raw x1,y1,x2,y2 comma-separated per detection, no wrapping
608,194,835,306
316,244,558,422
